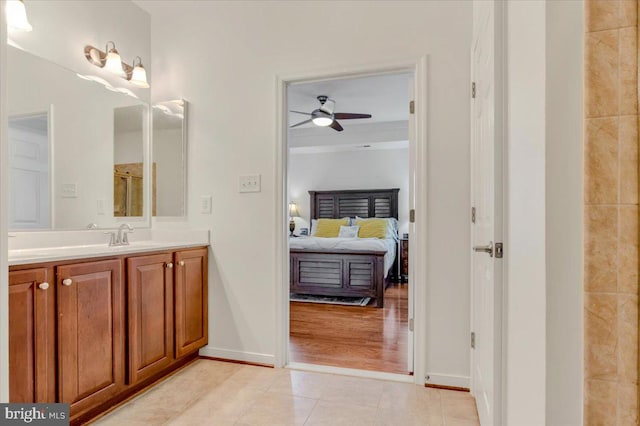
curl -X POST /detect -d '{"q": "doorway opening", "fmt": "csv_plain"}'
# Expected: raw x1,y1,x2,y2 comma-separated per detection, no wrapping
280,68,420,378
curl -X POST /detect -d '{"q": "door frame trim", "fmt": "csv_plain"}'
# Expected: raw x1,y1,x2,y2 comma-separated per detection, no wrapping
274,56,429,384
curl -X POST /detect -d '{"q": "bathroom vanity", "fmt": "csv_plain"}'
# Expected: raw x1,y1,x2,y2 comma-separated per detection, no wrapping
8,242,208,425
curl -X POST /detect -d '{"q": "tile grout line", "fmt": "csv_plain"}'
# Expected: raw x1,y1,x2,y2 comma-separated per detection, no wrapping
301,398,320,426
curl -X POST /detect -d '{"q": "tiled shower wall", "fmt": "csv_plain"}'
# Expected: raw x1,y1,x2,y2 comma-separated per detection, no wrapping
584,0,639,423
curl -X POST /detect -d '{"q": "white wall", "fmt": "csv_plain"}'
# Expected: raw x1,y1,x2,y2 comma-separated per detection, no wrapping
505,1,547,424
1,0,9,403
545,0,583,424
288,148,410,235
114,130,144,164
143,0,472,382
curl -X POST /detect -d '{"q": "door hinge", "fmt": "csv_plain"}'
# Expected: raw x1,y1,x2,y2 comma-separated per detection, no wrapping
409,209,415,223
409,318,414,332
471,331,476,349
471,207,476,224
495,242,503,259
409,100,415,114
471,82,476,99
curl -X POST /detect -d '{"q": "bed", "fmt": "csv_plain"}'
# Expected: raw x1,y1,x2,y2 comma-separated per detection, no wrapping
289,188,400,308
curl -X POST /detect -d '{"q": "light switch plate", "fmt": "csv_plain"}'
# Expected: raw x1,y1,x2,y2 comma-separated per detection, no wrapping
200,195,212,214
61,183,78,198
239,174,261,193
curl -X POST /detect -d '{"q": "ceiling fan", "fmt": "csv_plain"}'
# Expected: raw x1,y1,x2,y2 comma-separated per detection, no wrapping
290,95,372,132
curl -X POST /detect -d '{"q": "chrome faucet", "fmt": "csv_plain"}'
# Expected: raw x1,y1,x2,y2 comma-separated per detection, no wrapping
104,224,134,247
117,223,134,245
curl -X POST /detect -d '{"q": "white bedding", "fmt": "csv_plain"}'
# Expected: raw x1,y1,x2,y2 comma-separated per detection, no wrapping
289,236,397,276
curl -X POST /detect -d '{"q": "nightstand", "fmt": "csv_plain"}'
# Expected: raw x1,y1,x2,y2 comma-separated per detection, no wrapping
400,238,409,283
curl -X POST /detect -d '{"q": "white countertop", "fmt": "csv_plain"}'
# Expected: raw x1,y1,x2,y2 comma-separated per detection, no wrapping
9,240,209,266
8,227,210,266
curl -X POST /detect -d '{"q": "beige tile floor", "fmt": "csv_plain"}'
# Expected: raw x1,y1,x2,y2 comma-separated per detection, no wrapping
93,359,480,426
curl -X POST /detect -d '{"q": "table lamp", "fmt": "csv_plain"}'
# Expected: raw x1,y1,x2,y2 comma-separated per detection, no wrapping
288,202,299,236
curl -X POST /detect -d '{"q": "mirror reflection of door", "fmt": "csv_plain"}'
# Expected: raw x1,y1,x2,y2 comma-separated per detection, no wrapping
8,112,50,229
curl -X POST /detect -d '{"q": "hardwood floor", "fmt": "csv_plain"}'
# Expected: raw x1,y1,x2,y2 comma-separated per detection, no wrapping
289,283,409,374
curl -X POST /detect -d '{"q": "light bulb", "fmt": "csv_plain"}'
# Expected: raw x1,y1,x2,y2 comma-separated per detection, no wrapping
312,116,333,127
129,64,149,88
7,0,32,32
104,45,126,77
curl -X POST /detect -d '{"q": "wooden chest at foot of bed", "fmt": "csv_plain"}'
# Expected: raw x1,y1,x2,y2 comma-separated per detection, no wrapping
290,248,387,308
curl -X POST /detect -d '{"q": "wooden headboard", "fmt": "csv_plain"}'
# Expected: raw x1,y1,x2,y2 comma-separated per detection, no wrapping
309,189,399,220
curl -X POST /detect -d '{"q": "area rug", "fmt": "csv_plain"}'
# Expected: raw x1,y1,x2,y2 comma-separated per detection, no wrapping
290,293,371,306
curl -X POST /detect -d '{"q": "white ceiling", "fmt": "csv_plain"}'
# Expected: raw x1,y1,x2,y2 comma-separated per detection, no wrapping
287,72,411,129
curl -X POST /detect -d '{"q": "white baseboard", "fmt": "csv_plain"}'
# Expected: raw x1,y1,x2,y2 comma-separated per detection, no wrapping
198,346,275,366
288,362,415,384
425,373,470,389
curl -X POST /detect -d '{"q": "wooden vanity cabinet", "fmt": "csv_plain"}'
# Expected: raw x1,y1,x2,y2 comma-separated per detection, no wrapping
8,267,56,403
57,259,125,418
174,248,208,358
127,253,174,384
8,246,208,424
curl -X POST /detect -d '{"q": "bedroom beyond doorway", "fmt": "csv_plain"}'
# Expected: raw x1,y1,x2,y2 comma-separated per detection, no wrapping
285,72,414,376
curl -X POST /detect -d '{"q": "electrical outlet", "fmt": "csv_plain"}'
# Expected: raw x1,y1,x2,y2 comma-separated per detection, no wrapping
239,174,261,193
61,183,78,198
200,195,212,214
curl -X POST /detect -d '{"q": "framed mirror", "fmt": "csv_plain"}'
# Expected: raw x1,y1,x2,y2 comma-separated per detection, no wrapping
152,99,187,218
7,45,151,230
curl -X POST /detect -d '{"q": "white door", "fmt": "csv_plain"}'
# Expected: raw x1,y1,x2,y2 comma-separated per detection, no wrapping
8,113,50,229
470,1,503,425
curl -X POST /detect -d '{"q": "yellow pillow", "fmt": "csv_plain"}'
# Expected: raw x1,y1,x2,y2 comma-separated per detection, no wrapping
355,219,387,239
314,218,348,237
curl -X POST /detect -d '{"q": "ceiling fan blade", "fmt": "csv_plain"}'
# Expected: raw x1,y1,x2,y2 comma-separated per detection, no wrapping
330,120,344,132
333,113,372,120
290,110,312,116
290,118,313,128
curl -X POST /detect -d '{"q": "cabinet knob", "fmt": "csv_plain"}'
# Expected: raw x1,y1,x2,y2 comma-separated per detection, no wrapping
38,282,49,290
179,261,185,266
166,263,173,269
62,278,73,286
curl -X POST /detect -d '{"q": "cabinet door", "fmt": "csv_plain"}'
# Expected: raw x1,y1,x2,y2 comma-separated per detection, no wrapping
174,248,208,358
127,253,174,384
9,268,55,403
57,259,125,417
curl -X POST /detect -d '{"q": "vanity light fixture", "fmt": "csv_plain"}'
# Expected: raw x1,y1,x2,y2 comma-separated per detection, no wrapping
7,0,33,32
129,57,150,88
103,41,126,77
84,42,150,88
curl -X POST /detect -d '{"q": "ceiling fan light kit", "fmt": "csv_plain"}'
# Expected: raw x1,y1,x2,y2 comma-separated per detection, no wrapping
311,113,333,127
290,95,372,132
